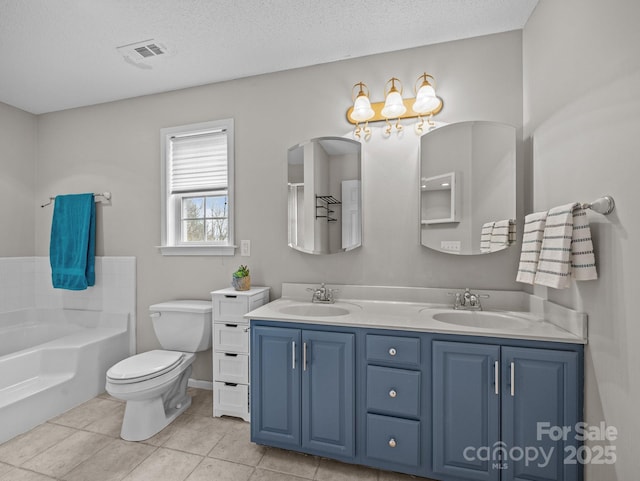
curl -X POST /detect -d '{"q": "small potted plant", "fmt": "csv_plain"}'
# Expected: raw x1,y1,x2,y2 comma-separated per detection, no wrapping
231,265,251,291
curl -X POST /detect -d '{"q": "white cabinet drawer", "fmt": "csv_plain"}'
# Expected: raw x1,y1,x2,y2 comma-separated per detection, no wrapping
212,287,269,323
213,352,249,384
214,382,249,421
214,323,250,353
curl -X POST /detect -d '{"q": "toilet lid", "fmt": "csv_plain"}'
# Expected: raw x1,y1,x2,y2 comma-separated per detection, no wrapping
107,350,184,382
149,300,212,313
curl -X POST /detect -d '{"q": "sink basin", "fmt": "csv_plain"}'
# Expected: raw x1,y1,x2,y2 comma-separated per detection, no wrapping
430,310,531,330
278,304,353,317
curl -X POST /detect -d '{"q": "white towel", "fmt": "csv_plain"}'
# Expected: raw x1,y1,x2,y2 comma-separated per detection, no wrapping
534,203,575,288
516,211,547,284
489,219,511,252
480,221,494,253
570,208,598,281
534,203,598,288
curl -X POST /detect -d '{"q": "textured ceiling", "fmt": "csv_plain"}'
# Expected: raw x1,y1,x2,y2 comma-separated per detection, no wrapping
0,0,538,114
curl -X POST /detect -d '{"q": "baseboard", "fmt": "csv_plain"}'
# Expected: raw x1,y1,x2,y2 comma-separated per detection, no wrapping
188,379,213,390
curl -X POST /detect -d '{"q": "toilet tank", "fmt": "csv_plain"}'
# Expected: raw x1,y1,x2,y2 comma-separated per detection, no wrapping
149,300,212,352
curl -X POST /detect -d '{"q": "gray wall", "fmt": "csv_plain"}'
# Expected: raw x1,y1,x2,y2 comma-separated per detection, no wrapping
32,30,524,380
0,102,37,256
523,0,640,478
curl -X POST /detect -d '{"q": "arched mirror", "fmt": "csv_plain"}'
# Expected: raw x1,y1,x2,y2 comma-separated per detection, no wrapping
288,137,362,255
420,121,516,255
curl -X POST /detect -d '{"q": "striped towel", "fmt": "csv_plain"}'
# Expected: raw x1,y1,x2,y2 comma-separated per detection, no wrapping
508,220,517,245
571,208,598,281
534,203,575,288
534,203,598,288
480,222,495,253
489,219,512,252
516,211,547,284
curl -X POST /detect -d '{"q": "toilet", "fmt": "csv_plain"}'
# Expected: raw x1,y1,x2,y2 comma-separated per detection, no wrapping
106,300,212,441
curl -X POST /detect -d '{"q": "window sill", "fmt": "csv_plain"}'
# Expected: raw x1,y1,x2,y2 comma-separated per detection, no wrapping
158,245,236,256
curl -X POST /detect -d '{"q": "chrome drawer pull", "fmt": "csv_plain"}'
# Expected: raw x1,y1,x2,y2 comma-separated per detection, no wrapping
388,347,397,356
389,389,397,398
303,342,308,371
388,438,397,448
510,361,515,396
292,341,296,370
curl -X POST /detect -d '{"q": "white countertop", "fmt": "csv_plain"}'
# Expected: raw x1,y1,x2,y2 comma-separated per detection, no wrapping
244,284,588,344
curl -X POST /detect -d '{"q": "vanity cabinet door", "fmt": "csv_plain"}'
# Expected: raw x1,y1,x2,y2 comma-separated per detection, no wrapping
301,330,355,457
251,326,301,448
251,324,355,459
501,347,580,481
432,341,501,481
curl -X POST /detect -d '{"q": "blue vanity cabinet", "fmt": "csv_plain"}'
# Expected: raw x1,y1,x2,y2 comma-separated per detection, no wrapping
251,324,355,459
362,333,426,475
301,329,355,457
432,340,582,481
250,326,301,448
501,347,580,481
432,341,501,481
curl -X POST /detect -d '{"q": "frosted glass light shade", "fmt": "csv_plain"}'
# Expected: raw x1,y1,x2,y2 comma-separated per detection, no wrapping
413,83,441,114
381,90,406,118
350,94,374,122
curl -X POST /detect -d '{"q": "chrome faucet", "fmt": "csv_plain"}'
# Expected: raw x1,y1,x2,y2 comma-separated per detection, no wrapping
449,288,489,311
307,283,338,304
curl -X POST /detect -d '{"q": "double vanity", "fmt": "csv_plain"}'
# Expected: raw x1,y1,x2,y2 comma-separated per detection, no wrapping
247,283,585,481
269,120,583,480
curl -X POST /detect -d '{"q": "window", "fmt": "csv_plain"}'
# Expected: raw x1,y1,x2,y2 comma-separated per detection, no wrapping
160,119,235,255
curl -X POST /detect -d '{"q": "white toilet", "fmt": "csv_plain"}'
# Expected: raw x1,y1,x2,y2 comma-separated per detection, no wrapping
106,300,212,441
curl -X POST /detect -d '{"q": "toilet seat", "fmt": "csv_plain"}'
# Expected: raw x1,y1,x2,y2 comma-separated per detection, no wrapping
107,350,184,384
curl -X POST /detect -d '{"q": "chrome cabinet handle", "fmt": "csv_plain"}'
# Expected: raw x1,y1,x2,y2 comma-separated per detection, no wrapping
389,389,397,398
388,348,397,356
494,361,499,395
510,361,515,396
303,342,307,371
388,438,397,448
292,341,296,370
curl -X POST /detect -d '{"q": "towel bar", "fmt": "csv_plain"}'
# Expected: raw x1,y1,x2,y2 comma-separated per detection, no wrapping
580,195,615,215
41,192,111,208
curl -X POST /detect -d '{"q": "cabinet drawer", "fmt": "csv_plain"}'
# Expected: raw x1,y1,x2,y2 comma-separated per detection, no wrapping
213,295,250,324
212,289,269,323
366,413,420,468
213,352,249,384
366,365,420,418
366,334,420,367
214,323,250,353
214,382,249,420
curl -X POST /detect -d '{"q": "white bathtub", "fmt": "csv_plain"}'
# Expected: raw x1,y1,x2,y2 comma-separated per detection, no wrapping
0,308,130,444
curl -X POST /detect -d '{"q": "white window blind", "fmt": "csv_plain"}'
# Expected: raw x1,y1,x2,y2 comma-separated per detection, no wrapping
169,130,228,194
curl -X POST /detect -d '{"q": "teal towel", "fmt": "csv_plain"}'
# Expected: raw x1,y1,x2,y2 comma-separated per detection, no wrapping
50,193,96,290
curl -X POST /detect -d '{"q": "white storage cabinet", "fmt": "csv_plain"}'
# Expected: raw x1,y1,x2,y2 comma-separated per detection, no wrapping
211,286,269,421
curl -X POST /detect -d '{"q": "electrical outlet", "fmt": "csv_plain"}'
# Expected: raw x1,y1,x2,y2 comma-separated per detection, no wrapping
240,239,251,256
440,240,461,252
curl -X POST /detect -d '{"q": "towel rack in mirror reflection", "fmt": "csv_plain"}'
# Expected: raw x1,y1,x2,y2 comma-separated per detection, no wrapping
40,192,111,208
581,195,615,215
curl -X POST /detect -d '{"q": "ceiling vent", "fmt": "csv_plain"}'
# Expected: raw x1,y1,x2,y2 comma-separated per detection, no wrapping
117,39,170,67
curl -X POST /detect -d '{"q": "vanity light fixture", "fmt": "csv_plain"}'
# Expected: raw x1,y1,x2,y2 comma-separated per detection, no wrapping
346,72,443,139
349,82,375,140
413,73,442,134
381,77,407,135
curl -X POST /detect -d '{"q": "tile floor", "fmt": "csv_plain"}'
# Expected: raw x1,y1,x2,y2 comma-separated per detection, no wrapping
0,389,431,481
